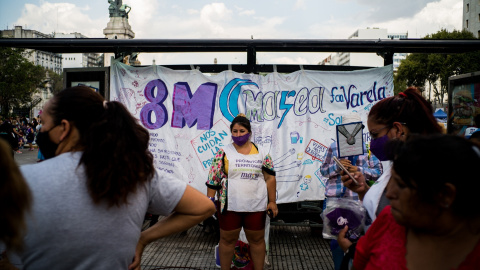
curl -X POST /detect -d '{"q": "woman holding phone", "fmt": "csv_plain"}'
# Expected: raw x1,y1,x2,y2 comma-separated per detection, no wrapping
354,134,480,269
337,87,443,268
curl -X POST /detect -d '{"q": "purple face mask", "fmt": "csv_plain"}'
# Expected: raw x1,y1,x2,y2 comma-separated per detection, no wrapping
369,134,390,161
232,133,250,146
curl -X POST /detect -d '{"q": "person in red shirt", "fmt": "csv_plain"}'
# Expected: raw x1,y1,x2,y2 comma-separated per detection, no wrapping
354,134,480,270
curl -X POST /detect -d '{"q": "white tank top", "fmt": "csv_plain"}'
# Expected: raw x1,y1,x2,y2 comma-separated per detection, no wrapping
224,143,268,212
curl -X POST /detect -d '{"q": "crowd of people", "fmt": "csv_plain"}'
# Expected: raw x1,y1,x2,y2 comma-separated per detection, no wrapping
0,116,42,156
1,85,480,270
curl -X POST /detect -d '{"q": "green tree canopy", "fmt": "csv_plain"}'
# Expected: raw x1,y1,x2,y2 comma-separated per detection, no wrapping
0,47,46,117
395,29,480,105
48,70,64,95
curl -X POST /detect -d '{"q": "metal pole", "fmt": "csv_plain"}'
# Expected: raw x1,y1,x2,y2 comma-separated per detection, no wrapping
247,46,256,73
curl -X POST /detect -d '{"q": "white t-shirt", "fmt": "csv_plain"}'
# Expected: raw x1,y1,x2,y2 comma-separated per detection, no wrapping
223,143,268,212
19,152,186,270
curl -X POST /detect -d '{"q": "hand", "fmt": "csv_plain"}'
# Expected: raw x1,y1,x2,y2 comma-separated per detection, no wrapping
128,239,147,270
347,165,358,173
337,225,353,252
267,202,279,218
340,171,369,198
338,159,351,172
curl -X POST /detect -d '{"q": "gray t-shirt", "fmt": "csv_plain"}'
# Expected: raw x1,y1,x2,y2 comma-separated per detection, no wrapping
19,152,187,270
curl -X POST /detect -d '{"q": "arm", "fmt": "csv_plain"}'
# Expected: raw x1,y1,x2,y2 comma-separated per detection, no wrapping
205,149,226,191
129,185,216,270
357,155,383,182
207,187,216,198
264,172,278,217
319,145,340,178
263,153,278,217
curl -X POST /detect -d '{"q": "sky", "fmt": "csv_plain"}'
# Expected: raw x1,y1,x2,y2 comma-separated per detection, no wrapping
0,0,464,65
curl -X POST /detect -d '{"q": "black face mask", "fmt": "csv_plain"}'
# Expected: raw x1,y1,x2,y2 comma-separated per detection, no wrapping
36,126,59,159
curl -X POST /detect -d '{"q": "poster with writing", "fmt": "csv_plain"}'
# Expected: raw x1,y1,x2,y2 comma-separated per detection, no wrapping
110,61,393,203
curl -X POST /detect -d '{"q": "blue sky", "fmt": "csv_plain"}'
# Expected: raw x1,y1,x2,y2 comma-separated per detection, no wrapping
0,0,464,65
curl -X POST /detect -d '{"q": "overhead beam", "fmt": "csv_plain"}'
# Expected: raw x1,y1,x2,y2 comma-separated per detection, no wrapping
1,38,479,54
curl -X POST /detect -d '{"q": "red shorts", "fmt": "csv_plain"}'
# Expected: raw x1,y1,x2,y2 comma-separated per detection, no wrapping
218,209,266,231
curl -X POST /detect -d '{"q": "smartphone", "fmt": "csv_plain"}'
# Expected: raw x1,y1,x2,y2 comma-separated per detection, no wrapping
267,209,274,219
332,156,358,185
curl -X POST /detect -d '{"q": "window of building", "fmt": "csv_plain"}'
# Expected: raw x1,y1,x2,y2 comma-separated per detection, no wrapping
478,30,480,39
466,20,469,28
478,13,480,22
467,3,469,12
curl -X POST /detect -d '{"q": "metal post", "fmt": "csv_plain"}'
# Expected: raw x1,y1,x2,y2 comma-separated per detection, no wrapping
383,52,393,66
247,46,256,73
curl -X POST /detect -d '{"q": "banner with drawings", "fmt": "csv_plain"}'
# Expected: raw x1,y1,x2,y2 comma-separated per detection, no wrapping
110,61,393,203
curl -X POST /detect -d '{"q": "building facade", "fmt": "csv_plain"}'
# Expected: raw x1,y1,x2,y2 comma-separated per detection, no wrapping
0,26,63,116
0,26,63,74
463,0,480,38
319,28,408,72
54,32,102,68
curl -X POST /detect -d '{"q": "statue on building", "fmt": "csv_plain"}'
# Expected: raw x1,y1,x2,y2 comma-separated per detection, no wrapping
108,0,131,18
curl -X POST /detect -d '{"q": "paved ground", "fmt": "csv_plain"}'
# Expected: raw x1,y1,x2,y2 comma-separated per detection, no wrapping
14,149,335,270
140,219,333,270
13,146,40,166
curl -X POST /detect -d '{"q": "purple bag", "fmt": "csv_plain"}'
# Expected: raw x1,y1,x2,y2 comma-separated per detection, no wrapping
321,198,366,241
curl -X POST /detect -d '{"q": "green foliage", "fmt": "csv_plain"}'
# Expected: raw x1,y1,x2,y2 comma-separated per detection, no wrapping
48,70,64,95
395,29,480,105
0,47,46,117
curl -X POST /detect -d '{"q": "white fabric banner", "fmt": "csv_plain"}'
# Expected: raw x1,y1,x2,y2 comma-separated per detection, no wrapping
110,61,393,203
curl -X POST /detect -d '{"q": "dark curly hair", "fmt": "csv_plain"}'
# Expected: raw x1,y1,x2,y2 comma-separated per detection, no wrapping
48,86,154,207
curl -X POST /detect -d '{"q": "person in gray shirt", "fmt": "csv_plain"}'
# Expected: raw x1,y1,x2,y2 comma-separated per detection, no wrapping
18,86,215,270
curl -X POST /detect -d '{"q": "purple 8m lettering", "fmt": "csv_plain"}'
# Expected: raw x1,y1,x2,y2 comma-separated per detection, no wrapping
140,79,168,129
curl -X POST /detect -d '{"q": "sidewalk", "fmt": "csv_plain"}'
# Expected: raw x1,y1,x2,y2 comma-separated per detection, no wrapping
13,147,40,166
14,150,335,270
140,220,333,270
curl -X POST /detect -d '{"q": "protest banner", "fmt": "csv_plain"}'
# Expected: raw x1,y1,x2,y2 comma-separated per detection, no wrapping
110,61,393,203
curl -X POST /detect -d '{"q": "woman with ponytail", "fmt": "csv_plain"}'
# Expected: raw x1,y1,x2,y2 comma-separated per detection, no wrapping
18,86,215,270
336,87,443,267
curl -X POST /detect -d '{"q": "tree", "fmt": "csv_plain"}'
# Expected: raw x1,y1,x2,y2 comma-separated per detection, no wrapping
48,70,64,95
395,29,480,105
0,47,46,117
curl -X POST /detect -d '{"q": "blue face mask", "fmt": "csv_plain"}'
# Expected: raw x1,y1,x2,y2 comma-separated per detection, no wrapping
370,134,390,161
232,133,250,146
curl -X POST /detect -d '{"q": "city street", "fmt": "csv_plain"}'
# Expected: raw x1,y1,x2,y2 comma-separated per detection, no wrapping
13,149,334,270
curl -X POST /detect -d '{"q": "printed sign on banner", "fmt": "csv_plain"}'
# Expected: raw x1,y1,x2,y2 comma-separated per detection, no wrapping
110,61,394,203
305,139,328,161
191,119,231,170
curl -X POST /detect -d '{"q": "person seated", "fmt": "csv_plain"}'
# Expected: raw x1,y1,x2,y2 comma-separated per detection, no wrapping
353,134,480,269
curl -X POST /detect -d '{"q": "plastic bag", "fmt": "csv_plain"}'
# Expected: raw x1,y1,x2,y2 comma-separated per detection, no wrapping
321,198,366,241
